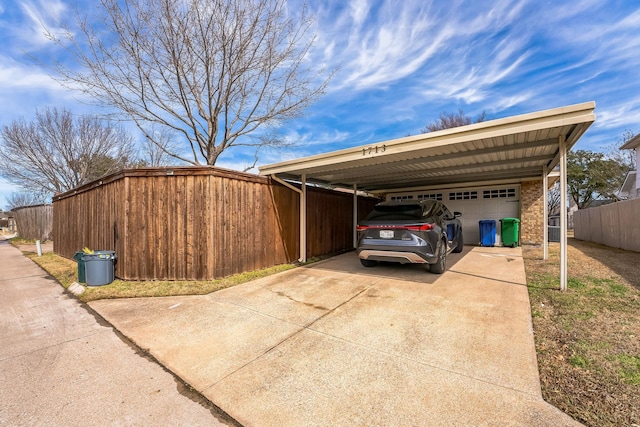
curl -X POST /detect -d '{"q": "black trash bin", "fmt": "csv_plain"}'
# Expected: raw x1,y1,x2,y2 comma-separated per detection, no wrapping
82,251,117,286
73,251,86,283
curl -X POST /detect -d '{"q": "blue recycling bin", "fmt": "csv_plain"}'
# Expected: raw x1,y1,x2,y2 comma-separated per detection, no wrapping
446,223,455,240
479,220,496,247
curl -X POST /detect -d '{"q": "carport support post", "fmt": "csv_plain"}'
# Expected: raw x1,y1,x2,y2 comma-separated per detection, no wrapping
353,184,358,248
543,165,549,260
559,135,567,291
300,174,307,263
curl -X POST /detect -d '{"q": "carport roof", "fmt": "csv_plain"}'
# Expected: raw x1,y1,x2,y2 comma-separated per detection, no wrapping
259,102,596,192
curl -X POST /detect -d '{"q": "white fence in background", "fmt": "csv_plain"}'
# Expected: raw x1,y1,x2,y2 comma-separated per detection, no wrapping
573,198,640,252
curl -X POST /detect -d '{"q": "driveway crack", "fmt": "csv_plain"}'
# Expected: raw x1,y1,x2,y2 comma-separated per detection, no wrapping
207,285,372,388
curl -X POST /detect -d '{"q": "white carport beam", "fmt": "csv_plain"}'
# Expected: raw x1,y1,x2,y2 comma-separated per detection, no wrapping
271,174,301,195
300,174,307,263
559,135,568,291
543,165,549,260
353,184,358,248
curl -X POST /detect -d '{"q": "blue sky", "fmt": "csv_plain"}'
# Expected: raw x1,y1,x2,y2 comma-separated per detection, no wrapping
1,0,640,209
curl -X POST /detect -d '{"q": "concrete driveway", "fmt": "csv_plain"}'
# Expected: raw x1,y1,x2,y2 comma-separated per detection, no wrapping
90,247,581,426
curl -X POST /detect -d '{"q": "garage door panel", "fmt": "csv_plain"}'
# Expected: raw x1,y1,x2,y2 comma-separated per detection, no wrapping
388,185,520,246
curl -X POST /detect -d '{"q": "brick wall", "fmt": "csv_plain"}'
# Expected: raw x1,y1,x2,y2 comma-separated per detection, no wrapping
520,180,544,245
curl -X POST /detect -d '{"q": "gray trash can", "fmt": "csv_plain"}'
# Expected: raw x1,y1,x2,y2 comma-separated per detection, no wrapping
82,251,116,286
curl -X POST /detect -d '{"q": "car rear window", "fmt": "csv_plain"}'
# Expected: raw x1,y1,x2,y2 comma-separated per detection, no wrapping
365,204,423,221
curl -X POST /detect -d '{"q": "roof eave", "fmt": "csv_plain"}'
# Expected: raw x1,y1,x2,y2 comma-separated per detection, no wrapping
259,101,596,178
620,133,640,150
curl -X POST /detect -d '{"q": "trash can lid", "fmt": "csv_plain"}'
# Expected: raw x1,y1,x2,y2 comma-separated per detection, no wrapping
82,251,116,260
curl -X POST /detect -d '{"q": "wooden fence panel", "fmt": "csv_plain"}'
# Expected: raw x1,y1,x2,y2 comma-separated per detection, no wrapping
305,188,380,258
53,179,125,275
13,204,53,241
53,167,380,280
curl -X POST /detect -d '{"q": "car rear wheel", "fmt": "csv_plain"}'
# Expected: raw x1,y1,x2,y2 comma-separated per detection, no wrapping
429,241,447,274
360,259,377,268
452,230,464,253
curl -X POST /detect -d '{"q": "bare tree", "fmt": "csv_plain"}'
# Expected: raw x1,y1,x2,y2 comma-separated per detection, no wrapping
46,0,332,166
422,109,486,133
140,125,182,167
0,107,137,195
547,182,561,217
606,130,637,171
5,192,50,211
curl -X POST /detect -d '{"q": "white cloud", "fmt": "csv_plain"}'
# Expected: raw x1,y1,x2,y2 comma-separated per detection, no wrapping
18,0,69,48
493,92,535,111
310,0,536,105
324,2,449,90
349,0,370,27
595,105,640,130
0,56,63,90
283,128,352,149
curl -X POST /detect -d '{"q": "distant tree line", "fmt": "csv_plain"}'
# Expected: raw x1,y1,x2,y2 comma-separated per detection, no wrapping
0,107,176,210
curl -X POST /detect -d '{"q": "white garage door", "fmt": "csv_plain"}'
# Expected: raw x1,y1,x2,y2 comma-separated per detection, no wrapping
387,185,520,245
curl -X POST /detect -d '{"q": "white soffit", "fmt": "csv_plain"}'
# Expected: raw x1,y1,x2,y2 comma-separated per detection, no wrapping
259,102,596,192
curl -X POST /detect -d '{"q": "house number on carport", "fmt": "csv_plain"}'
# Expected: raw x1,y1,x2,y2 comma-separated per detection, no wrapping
362,145,386,156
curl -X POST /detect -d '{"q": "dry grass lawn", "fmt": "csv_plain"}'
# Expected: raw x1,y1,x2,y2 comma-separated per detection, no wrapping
523,238,640,427
17,245,296,303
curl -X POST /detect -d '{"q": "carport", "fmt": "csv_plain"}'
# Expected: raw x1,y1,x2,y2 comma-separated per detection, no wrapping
260,102,596,290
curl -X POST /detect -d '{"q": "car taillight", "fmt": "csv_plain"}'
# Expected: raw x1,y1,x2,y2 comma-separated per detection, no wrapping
356,225,368,231
405,224,434,231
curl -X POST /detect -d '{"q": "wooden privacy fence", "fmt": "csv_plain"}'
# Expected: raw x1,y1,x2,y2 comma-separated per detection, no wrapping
53,167,378,280
13,204,53,241
573,198,640,252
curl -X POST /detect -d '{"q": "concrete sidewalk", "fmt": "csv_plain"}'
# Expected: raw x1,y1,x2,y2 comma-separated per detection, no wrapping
0,239,234,426
91,247,582,426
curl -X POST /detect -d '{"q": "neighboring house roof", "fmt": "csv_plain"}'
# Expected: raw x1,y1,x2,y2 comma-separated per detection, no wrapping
620,133,640,150
617,170,637,197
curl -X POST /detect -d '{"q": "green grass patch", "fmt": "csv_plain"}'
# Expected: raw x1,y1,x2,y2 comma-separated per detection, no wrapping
8,237,38,245
608,283,628,296
567,276,586,289
24,250,298,303
569,354,589,369
616,354,640,385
